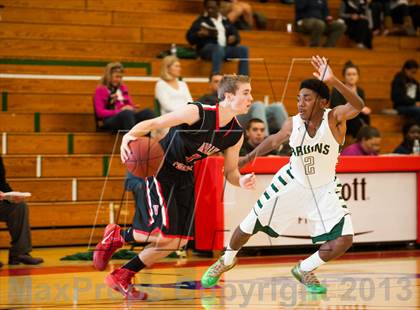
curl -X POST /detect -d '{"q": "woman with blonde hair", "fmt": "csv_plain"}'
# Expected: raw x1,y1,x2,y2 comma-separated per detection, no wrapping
155,56,193,115
94,62,154,131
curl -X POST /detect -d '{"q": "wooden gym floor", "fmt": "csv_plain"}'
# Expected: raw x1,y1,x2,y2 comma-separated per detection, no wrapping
1,247,420,309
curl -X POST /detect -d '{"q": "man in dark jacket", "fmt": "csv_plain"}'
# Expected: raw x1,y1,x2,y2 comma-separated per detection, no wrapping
0,157,43,267
295,0,347,47
186,0,249,75
391,59,420,123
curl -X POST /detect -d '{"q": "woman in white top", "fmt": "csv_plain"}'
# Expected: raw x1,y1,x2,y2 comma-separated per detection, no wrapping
155,55,193,115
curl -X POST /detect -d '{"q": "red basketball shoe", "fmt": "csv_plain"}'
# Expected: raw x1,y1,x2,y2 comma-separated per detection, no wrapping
93,224,124,271
105,268,148,300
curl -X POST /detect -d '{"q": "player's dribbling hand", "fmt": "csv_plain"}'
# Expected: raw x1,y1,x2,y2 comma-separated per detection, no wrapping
311,55,334,84
120,133,137,163
239,173,256,190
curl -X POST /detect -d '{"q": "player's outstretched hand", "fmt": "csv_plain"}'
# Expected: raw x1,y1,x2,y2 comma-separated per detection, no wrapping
240,173,256,190
311,55,334,84
120,133,137,163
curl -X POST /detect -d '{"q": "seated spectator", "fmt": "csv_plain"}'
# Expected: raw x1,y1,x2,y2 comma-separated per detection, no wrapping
391,59,420,122
409,0,419,34
94,62,154,132
341,126,381,155
186,0,249,75
295,0,347,47
330,61,371,138
393,121,420,154
0,157,43,267
370,0,392,35
339,0,373,48
198,72,223,106
240,118,280,155
220,0,254,29
198,73,288,135
155,55,193,115
389,0,416,35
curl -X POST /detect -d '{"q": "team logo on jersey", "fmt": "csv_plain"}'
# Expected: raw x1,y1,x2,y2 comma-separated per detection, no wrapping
291,143,330,156
153,204,160,216
197,143,220,155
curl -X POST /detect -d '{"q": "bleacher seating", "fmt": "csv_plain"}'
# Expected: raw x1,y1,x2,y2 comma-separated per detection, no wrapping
0,0,417,247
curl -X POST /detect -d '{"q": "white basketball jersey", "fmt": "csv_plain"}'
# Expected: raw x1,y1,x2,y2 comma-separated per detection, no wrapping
288,109,340,188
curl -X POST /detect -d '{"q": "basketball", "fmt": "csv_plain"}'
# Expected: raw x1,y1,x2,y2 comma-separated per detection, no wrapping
124,137,165,178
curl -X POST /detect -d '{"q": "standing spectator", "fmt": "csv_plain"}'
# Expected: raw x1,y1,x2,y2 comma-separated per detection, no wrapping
341,126,381,155
198,72,223,106
186,0,249,75
330,61,371,138
240,119,280,155
409,0,419,34
339,0,373,48
393,121,420,154
0,157,43,267
391,59,420,122
155,56,193,115
295,0,347,47
94,62,154,132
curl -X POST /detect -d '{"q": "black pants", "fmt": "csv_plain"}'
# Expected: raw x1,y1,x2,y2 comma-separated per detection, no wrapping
345,19,373,48
370,0,390,31
102,109,155,132
391,4,409,25
347,113,370,138
0,201,32,257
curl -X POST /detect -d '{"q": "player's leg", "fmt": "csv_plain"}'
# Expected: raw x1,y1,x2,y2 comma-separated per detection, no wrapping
201,210,257,288
292,180,353,294
201,166,298,288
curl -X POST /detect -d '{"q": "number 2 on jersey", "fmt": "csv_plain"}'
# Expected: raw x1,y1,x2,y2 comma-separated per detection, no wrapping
304,156,315,175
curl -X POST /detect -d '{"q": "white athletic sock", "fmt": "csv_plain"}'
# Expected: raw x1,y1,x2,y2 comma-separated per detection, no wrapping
224,245,239,266
300,251,325,272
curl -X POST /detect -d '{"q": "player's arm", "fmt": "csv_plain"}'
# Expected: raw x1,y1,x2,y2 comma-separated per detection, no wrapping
311,55,364,124
120,104,200,162
238,117,293,168
224,135,256,189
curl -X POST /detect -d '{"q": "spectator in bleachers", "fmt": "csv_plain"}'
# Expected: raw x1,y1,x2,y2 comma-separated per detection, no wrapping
393,121,420,154
409,0,419,34
94,62,154,132
240,118,280,155
0,156,43,267
330,61,371,138
339,0,373,49
198,73,288,135
369,0,392,35
295,0,347,47
341,126,381,155
389,0,416,35
186,0,250,75
220,0,254,29
198,72,223,106
155,55,193,115
391,59,420,122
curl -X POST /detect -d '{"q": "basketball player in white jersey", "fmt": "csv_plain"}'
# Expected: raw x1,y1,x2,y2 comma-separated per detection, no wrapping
201,56,365,294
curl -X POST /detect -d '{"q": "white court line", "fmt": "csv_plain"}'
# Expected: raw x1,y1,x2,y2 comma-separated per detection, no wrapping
0,73,208,83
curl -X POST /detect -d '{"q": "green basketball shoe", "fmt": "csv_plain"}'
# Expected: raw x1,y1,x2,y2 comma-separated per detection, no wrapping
201,256,237,288
291,263,327,294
